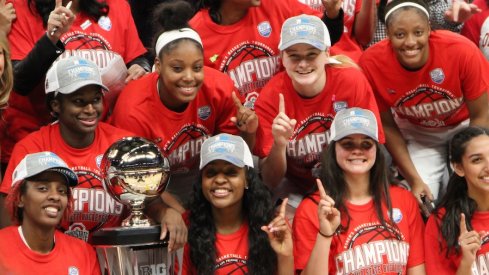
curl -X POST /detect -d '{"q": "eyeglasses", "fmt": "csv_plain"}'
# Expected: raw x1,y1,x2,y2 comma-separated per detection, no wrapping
337,139,375,151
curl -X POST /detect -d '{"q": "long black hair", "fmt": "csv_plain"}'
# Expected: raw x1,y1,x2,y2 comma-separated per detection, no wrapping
152,0,203,59
194,0,221,24
435,126,489,256
27,0,109,28
317,140,395,234
188,167,277,274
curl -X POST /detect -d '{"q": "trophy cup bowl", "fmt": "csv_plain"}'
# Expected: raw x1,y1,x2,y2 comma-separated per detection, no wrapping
101,136,170,227
91,137,173,274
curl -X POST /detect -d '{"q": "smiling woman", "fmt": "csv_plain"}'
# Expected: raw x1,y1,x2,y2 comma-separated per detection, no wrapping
110,0,258,210
0,152,101,274
359,0,489,205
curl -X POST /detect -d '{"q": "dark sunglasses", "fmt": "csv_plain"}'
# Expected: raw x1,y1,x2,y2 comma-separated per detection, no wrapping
337,139,375,151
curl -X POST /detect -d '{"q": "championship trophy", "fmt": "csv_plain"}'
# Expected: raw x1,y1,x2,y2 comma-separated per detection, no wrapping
91,137,172,275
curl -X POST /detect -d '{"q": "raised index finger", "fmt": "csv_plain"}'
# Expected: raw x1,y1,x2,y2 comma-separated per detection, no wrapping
278,198,288,218
278,93,285,114
460,213,468,234
55,0,62,8
316,178,328,200
232,91,243,109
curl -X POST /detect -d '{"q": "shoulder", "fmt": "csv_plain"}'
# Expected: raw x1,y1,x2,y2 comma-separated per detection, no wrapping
430,30,480,52
97,122,135,138
360,40,391,66
389,186,419,210
119,73,157,100
201,66,235,93
190,9,207,28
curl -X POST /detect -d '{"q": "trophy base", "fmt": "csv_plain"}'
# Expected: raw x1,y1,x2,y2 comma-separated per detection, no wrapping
91,225,173,275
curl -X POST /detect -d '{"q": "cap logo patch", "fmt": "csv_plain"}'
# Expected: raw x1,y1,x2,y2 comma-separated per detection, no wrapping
208,141,235,154
342,116,370,129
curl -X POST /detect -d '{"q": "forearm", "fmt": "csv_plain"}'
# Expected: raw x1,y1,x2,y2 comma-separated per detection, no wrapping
383,125,423,187
467,93,489,128
277,254,294,275
322,9,344,46
241,131,256,152
13,34,64,95
126,55,151,72
0,194,11,229
354,0,377,46
260,142,287,189
456,260,473,275
301,234,332,274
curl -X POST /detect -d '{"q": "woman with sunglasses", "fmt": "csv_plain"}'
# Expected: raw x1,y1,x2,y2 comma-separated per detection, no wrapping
293,107,425,274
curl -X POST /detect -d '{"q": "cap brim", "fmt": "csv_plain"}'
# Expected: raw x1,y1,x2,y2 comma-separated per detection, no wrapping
199,153,246,170
56,80,109,95
333,129,379,142
279,39,327,51
25,167,78,187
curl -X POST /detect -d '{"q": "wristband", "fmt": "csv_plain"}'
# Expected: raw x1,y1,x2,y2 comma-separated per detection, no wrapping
319,230,335,238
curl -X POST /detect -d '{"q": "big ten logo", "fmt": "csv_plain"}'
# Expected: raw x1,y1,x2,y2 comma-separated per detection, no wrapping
138,263,167,275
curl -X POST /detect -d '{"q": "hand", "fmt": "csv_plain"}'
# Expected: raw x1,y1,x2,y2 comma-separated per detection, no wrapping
0,0,16,34
322,0,343,18
458,213,483,264
230,92,258,134
272,93,296,148
160,207,188,253
125,64,148,83
261,198,293,257
47,0,75,42
410,180,434,206
316,179,340,237
445,0,481,23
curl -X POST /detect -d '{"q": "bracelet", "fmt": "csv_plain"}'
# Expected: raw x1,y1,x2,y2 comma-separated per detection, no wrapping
318,230,335,238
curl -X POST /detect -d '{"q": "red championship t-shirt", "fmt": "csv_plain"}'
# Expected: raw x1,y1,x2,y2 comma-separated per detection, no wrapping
109,69,239,202
293,186,425,273
0,122,134,242
0,226,101,274
190,0,322,109
359,30,489,128
425,208,489,274
182,222,249,274
1,0,146,164
254,66,384,190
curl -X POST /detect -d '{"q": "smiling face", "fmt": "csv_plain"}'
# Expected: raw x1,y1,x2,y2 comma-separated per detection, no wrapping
281,43,328,97
201,160,247,211
453,135,489,204
20,171,69,229
155,39,204,112
386,8,430,70
335,134,377,177
51,85,103,140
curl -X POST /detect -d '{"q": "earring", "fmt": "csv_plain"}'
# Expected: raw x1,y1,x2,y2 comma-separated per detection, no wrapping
18,203,24,208
245,185,249,190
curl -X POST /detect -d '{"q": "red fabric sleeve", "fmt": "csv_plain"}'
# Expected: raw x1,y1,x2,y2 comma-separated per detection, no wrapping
404,190,426,268
424,212,459,274
292,193,321,270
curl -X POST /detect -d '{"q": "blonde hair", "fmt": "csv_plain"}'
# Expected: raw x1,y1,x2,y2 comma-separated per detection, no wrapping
0,31,13,109
327,54,360,70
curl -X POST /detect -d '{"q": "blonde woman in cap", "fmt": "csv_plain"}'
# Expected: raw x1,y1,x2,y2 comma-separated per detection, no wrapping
183,133,293,275
254,14,383,217
0,152,101,274
359,0,489,205
0,56,188,252
293,107,425,274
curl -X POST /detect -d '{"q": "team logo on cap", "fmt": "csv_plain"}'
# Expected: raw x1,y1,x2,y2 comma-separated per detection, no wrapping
430,68,445,84
198,105,211,120
257,21,272,37
333,101,348,112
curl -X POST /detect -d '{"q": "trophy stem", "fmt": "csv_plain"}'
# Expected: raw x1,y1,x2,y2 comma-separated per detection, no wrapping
121,197,152,227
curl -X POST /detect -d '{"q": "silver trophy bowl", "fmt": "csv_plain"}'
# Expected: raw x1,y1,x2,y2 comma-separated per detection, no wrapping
101,137,170,227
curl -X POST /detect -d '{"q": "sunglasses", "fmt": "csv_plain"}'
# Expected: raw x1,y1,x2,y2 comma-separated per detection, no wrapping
337,139,376,151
